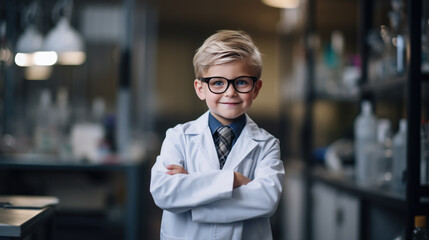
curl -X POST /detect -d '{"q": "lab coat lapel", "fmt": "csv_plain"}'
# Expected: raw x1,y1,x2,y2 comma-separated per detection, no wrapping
222,116,261,170
186,112,220,169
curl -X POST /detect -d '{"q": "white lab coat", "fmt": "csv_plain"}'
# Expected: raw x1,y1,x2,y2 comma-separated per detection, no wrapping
150,112,285,240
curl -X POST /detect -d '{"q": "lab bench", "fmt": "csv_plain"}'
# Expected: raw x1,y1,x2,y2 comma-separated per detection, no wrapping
0,195,58,240
0,155,147,240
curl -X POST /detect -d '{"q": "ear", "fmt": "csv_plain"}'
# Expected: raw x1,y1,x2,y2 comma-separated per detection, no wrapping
252,79,262,100
194,79,206,100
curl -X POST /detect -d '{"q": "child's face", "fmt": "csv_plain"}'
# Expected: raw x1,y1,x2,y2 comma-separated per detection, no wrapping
194,60,262,125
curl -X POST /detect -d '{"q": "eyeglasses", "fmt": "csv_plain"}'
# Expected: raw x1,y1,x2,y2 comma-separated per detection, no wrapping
199,76,258,94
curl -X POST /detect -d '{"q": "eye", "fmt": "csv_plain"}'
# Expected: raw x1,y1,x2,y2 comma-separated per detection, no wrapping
235,77,252,86
209,78,226,88
236,79,249,86
213,81,224,86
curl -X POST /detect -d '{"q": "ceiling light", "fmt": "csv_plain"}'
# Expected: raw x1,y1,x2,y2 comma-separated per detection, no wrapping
57,51,86,65
16,25,43,54
33,51,58,66
14,1,55,69
15,51,57,67
262,0,300,9
14,26,51,67
41,16,85,65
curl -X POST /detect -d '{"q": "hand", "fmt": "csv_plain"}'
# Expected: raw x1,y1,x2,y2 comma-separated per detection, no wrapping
166,164,189,175
233,172,251,189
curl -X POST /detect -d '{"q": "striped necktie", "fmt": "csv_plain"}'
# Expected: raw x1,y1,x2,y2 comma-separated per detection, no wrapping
215,126,234,169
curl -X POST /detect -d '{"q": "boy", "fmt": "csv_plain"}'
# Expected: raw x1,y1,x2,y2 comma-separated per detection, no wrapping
150,30,285,240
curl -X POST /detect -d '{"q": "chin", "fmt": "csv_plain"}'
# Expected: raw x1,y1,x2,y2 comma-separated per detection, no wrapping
212,110,244,121
222,113,242,120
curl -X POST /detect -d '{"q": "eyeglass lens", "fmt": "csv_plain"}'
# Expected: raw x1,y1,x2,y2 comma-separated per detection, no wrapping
208,77,254,93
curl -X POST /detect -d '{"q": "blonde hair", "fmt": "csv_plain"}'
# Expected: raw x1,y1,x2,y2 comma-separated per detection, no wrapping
193,30,262,79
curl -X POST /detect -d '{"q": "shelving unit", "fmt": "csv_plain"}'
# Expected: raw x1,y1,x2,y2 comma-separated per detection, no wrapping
360,75,406,94
1,0,157,238
310,167,406,213
405,0,428,238
292,0,429,239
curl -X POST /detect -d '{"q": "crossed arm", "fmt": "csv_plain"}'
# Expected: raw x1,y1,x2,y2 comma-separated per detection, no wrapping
150,128,284,223
166,164,251,189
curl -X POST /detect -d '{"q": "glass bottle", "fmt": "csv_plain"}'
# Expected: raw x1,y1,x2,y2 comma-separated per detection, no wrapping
412,216,429,240
354,101,377,185
388,0,408,75
366,119,393,187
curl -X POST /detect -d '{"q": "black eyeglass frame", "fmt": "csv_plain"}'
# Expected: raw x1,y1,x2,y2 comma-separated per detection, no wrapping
198,76,258,94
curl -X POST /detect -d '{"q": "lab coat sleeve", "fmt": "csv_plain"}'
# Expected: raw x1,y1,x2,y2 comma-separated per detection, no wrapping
191,139,285,223
150,127,235,214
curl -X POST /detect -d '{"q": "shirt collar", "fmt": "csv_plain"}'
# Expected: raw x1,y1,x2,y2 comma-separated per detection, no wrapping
208,112,246,138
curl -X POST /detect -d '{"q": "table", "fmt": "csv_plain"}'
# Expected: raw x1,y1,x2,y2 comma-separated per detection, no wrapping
0,195,58,240
0,156,145,240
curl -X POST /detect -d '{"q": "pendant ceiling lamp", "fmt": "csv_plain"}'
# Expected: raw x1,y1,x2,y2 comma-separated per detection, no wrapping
15,2,57,68
42,16,85,65
262,0,300,8
14,1,55,80
15,26,58,67
16,25,43,54
41,0,86,65
15,0,86,68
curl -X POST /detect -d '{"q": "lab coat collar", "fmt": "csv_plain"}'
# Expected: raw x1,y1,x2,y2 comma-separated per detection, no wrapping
185,111,270,170
184,111,269,141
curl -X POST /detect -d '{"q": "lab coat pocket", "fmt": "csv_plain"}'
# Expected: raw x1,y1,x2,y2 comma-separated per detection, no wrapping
161,233,189,240
161,211,189,240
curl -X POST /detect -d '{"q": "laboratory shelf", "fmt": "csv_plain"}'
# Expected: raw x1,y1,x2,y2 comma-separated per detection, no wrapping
0,154,141,171
360,75,406,95
313,92,360,102
288,0,427,238
310,167,407,213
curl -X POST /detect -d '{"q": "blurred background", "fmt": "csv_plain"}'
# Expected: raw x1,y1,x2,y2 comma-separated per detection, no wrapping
0,0,427,239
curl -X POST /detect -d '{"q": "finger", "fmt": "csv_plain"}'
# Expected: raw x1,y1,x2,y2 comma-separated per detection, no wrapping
173,168,187,174
169,165,187,173
167,170,188,175
166,169,181,175
166,165,176,170
166,168,185,174
166,164,183,170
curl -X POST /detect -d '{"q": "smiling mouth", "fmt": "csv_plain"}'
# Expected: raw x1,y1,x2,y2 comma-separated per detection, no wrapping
221,102,240,105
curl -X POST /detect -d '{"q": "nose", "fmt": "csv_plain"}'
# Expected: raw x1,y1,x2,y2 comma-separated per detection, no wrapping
224,83,238,96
